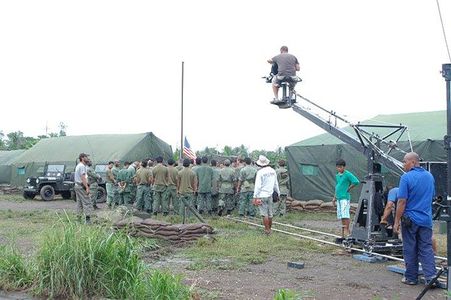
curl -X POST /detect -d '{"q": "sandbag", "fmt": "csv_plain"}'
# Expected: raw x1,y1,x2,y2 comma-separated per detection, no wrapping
305,200,324,207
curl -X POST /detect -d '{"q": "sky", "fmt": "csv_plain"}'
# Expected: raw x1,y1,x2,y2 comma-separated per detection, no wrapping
1,0,450,152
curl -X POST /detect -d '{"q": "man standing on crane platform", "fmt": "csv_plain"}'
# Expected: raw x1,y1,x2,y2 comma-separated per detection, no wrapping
267,46,300,103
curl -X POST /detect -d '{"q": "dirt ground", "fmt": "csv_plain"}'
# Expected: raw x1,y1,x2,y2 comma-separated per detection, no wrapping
0,197,446,300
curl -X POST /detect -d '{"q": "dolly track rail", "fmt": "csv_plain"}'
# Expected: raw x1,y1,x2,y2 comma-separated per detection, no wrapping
245,216,448,262
226,216,405,262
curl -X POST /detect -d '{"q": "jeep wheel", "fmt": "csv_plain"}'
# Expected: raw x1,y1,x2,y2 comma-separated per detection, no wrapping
40,185,55,201
61,191,71,200
96,186,107,203
23,191,36,200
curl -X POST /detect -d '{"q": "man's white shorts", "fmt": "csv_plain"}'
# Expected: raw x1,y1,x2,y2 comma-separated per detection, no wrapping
337,199,350,219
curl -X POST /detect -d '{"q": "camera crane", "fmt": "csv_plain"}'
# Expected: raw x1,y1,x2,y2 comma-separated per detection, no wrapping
275,92,413,254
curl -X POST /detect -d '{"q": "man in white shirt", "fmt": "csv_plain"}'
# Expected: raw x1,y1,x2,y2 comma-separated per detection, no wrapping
253,155,280,235
74,153,92,224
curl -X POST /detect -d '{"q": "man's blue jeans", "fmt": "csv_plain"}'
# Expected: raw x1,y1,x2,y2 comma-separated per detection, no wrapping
401,221,436,282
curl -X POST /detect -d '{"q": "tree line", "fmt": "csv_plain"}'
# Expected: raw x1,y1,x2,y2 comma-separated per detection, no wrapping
173,144,286,164
0,122,67,151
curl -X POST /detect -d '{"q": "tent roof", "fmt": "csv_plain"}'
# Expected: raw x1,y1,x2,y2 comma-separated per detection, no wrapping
0,150,26,165
291,110,445,146
13,132,171,164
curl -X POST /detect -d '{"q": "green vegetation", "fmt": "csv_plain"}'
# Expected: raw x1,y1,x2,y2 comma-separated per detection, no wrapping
0,215,190,299
181,217,328,270
0,245,33,291
274,289,315,300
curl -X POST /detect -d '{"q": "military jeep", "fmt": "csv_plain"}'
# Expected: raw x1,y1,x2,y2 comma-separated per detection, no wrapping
23,164,73,201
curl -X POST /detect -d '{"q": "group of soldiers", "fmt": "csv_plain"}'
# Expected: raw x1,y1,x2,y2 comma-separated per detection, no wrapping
93,155,290,217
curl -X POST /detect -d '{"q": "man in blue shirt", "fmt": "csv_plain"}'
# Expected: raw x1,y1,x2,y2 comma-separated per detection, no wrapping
380,187,399,226
394,152,436,286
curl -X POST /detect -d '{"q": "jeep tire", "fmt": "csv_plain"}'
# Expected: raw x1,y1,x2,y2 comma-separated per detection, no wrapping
96,186,107,203
40,185,55,201
23,191,36,200
61,191,71,200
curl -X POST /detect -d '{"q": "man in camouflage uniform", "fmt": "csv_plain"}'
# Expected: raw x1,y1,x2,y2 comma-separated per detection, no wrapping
152,156,168,216
165,159,179,215
117,161,133,206
233,157,245,210
87,159,102,210
128,161,138,203
105,161,115,208
210,159,220,214
237,157,257,217
192,157,202,208
177,158,197,217
194,156,214,215
218,159,236,216
275,159,290,216
111,160,121,206
135,160,153,213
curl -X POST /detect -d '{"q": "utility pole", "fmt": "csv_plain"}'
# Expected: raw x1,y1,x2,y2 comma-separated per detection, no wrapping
180,61,184,161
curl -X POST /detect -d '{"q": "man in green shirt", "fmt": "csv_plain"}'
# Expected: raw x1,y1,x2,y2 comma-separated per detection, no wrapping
275,160,290,216
105,161,115,208
117,161,133,206
218,159,236,216
111,160,121,207
210,159,220,214
165,159,179,215
152,156,168,216
87,160,102,210
135,160,153,213
177,158,197,217
194,156,214,215
332,159,360,237
237,157,257,217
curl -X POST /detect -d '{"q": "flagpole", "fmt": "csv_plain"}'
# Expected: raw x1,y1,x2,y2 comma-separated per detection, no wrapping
180,61,184,161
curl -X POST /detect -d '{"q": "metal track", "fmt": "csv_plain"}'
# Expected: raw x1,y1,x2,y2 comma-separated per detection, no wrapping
245,215,448,262
226,216,447,266
226,216,404,262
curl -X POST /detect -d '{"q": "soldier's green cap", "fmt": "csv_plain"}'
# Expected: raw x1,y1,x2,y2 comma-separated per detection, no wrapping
224,159,231,165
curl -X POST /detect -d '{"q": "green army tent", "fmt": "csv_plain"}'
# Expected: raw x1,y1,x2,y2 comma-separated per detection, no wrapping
10,132,172,186
286,110,446,201
0,150,26,184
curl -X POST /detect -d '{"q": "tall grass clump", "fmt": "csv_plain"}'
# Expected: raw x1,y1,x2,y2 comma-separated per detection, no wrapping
34,220,145,299
146,270,191,299
0,245,34,290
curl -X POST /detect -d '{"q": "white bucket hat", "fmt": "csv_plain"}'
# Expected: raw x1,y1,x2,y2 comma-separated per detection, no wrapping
256,155,270,167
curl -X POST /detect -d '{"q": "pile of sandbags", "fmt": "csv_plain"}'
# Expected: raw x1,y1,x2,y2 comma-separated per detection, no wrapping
286,198,357,213
0,184,21,195
114,217,215,242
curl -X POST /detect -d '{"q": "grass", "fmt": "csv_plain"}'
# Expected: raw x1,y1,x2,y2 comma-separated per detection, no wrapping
0,214,190,299
0,245,34,291
274,288,315,300
180,216,332,270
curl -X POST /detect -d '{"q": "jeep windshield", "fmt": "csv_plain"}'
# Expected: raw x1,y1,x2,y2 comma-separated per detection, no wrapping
95,164,108,173
45,165,65,175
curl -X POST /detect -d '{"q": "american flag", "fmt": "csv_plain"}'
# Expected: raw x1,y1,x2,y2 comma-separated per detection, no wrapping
183,137,197,160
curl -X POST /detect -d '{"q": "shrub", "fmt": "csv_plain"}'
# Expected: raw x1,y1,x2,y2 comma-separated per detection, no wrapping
0,245,33,291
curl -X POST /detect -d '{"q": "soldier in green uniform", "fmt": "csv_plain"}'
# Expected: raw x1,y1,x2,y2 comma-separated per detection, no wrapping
135,160,153,213
117,161,133,206
233,157,245,210
105,161,115,208
128,161,138,204
177,158,197,217
111,160,121,206
165,159,179,215
210,159,220,214
192,157,202,209
218,159,236,216
275,160,290,216
237,157,257,217
194,156,214,215
152,156,168,216
87,160,102,210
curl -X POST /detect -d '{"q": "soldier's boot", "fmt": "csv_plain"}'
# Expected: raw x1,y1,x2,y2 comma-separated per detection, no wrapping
85,215,91,225
163,212,168,216
218,208,224,216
